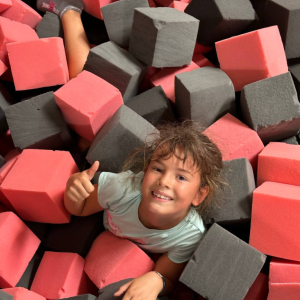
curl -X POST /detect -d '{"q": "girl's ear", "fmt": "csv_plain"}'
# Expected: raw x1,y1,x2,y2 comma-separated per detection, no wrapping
192,186,209,207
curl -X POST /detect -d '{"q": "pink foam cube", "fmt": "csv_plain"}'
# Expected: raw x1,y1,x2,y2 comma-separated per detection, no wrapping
31,252,95,299
0,0,42,28
1,149,79,223
193,42,212,54
216,26,288,91
270,258,300,284
257,142,300,187
2,287,46,300
249,182,300,262
169,1,188,12
0,16,38,66
140,66,160,92
192,52,215,68
203,113,264,172
82,0,116,19
244,273,269,300
0,212,40,288
0,58,6,75
267,283,300,300
7,37,69,91
150,61,199,102
54,70,123,142
85,230,155,289
0,0,12,13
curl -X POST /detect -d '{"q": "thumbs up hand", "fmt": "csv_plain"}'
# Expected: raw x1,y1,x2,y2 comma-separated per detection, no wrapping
65,161,99,203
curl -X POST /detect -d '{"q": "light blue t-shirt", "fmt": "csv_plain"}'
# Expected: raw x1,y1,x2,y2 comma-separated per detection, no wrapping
97,170,206,263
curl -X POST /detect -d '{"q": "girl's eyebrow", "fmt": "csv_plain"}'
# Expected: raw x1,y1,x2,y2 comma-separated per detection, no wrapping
155,159,193,175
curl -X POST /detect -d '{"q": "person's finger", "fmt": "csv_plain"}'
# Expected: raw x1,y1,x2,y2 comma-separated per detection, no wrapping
68,186,85,202
73,183,90,199
81,179,95,194
114,280,133,297
84,161,99,180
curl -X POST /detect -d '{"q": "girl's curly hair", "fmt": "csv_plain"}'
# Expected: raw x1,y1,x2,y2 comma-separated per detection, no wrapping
122,120,226,216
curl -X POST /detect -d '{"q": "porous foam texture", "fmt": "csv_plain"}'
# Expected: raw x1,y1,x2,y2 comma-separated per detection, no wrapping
82,0,114,19
0,0,42,28
84,230,155,289
0,16,39,66
184,0,256,47
267,283,300,300
203,113,264,172
263,0,300,59
203,158,255,224
150,61,199,102
4,91,73,150
249,181,300,261
30,252,96,299
241,72,300,144
54,70,123,142
175,67,236,127
83,41,147,102
270,258,300,284
126,86,175,126
7,37,69,91
129,7,199,67
0,290,13,300
2,287,46,300
36,12,64,39
289,58,300,96
280,136,299,145
0,83,13,135
102,0,149,48
1,149,78,223
0,212,40,288
44,212,105,257
257,142,300,187
86,105,157,173
0,0,12,13
180,223,266,300
216,26,288,91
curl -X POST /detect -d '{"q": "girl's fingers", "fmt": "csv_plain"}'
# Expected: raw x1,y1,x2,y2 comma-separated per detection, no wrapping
114,280,133,297
68,187,85,202
81,179,95,194
84,161,99,180
72,183,90,199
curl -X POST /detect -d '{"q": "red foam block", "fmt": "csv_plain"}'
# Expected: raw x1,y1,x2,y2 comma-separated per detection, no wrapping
0,0,12,13
0,0,42,28
0,16,38,67
1,149,78,223
82,0,115,19
7,37,69,91
216,26,288,91
2,287,46,300
257,142,300,187
0,212,40,288
84,230,155,289
203,113,264,172
192,52,215,68
267,283,300,300
249,182,300,262
270,258,300,284
169,1,188,12
150,61,199,102
54,70,123,142
244,272,268,300
31,251,96,299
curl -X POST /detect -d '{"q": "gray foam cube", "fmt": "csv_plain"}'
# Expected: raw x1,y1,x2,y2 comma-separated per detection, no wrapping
280,135,299,145
203,158,255,225
263,0,300,59
184,0,256,47
83,41,147,102
0,82,14,135
129,7,199,67
289,58,300,96
36,12,64,39
44,212,105,258
126,86,175,126
180,223,266,300
4,91,74,150
102,0,149,48
175,67,236,127
0,290,13,300
86,105,158,173
59,295,97,300
241,72,300,144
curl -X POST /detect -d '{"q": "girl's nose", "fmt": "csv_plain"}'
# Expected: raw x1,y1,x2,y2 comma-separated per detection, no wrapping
158,173,171,188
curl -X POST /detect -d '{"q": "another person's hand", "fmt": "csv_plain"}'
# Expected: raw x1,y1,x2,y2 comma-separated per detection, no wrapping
114,272,163,300
65,161,99,203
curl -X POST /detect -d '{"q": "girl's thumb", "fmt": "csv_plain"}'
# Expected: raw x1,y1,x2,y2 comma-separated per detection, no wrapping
85,161,99,180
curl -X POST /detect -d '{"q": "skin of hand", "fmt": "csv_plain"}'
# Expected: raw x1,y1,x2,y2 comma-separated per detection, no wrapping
65,161,99,203
113,271,163,300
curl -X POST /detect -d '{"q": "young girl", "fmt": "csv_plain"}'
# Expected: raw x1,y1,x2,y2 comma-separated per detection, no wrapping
64,121,224,299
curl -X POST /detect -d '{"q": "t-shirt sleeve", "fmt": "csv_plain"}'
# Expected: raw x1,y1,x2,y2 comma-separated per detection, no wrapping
97,171,143,211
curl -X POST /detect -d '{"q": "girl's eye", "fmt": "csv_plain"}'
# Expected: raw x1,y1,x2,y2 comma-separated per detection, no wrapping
153,167,162,172
178,175,187,181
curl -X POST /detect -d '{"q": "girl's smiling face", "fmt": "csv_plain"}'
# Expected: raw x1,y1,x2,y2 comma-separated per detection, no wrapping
141,147,209,223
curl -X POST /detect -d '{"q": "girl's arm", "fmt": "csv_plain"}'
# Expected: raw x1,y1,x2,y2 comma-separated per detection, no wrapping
64,161,105,216
114,253,187,299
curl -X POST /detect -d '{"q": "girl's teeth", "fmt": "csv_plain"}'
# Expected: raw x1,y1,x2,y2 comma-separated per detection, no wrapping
153,192,170,200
